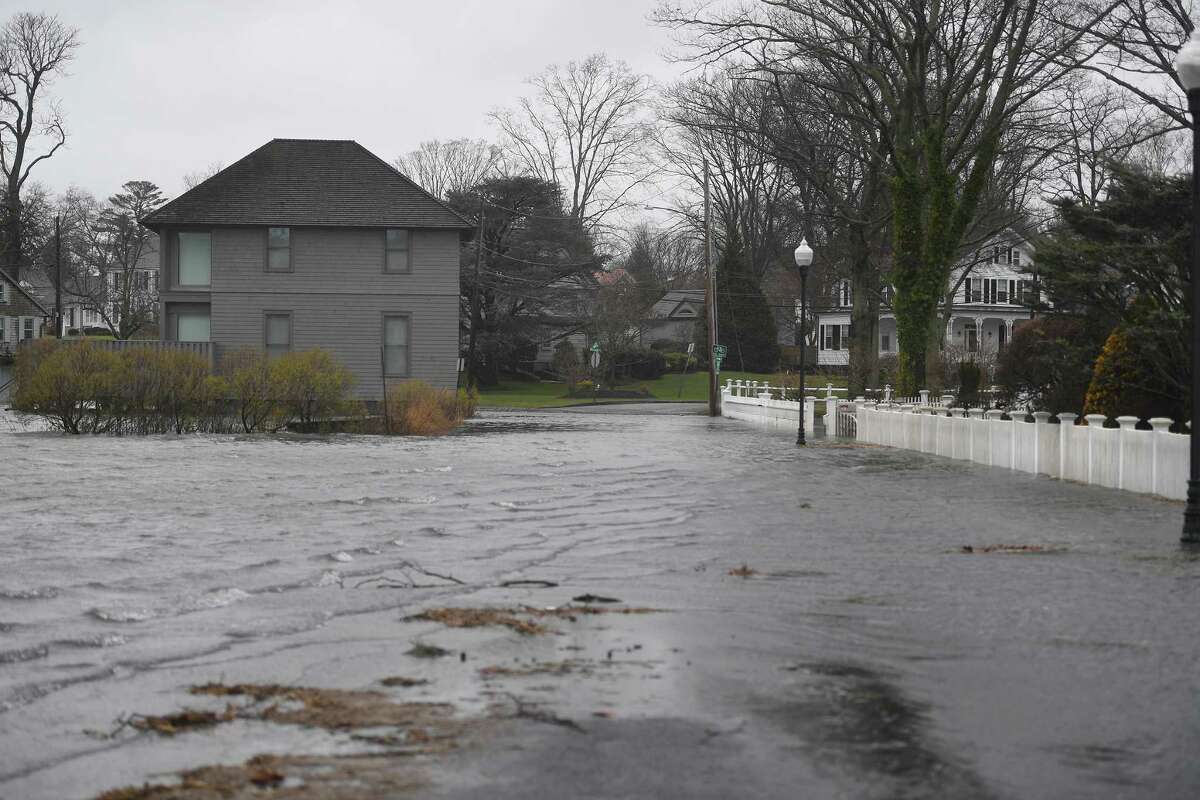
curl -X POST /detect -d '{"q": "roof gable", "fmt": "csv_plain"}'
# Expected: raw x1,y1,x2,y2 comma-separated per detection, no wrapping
0,268,51,316
142,139,475,230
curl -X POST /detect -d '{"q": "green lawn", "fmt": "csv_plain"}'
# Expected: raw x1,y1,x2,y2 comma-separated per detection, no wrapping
474,370,847,409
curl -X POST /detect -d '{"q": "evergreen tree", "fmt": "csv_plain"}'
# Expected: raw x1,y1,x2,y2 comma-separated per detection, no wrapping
696,231,780,373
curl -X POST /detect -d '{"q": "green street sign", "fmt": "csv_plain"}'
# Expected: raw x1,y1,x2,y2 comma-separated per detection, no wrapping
713,344,728,359
590,342,601,353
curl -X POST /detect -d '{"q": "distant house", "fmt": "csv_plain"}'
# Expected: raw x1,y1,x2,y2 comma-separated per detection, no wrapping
0,268,51,356
140,139,476,397
642,289,704,348
813,231,1036,368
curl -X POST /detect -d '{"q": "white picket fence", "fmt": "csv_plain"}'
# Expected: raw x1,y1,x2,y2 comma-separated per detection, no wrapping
720,379,848,437
857,402,1189,501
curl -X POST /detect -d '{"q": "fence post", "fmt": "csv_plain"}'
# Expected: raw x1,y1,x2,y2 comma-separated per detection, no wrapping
883,383,892,403
968,408,984,462
985,410,1004,467
1114,415,1138,491
1032,411,1051,475
1148,417,1173,496
1084,414,1106,486
1057,413,1077,480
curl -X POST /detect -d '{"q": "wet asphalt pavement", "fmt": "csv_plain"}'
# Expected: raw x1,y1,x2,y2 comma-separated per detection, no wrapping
1,403,1198,799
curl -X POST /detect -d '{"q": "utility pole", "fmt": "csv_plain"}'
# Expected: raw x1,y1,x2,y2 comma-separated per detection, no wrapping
704,160,718,416
465,197,485,389
54,215,62,337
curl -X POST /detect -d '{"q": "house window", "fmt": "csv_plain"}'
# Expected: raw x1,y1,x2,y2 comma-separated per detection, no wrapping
840,324,850,350
176,311,210,342
982,279,1008,304
385,229,411,274
880,285,894,305
22,317,34,340
69,308,75,328
383,315,410,375
838,281,851,307
267,227,291,272
1010,248,1020,266
881,334,890,352
265,312,292,359
0,282,7,303
177,232,211,287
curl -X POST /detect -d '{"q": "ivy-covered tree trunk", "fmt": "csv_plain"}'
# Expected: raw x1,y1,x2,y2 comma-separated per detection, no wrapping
847,235,880,398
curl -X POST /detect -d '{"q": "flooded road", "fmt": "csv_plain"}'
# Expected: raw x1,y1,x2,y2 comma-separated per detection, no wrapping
1,405,1198,798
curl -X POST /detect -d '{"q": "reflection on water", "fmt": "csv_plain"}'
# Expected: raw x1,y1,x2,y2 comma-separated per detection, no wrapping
765,661,994,799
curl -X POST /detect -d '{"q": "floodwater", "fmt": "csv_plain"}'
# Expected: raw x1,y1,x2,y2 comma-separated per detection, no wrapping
0,405,1198,799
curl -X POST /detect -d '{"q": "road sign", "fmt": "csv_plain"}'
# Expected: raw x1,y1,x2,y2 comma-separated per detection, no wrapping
713,344,727,359
687,342,695,354
590,342,601,353
590,351,600,368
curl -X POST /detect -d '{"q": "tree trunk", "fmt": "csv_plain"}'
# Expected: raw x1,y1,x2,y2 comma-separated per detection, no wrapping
847,238,880,398
3,190,22,282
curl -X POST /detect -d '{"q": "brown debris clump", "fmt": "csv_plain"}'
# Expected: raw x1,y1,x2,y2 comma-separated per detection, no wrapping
127,707,237,737
188,683,455,731
96,752,428,800
406,605,662,636
380,676,431,688
728,564,759,578
960,544,1054,554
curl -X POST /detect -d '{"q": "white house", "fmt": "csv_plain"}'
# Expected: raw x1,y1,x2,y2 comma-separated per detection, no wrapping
813,232,1036,367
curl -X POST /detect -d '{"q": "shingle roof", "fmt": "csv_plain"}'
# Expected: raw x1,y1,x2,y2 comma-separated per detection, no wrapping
141,139,476,230
0,268,51,316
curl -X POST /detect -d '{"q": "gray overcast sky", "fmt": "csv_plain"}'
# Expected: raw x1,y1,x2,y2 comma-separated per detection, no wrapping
18,0,684,201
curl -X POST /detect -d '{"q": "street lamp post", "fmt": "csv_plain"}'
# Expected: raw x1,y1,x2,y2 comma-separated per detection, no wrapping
1177,31,1200,544
794,239,814,446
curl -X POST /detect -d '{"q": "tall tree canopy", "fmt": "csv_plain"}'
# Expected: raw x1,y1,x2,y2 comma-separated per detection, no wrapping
0,12,79,282
448,176,600,385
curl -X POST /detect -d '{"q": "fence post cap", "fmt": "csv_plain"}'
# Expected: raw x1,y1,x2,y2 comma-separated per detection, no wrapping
1056,411,1078,422
985,410,1005,420
967,408,985,418
1084,413,1107,426
1032,411,1052,423
1148,417,1174,431
1114,415,1139,430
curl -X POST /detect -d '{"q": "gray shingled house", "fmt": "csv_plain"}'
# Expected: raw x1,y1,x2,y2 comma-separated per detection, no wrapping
140,139,475,398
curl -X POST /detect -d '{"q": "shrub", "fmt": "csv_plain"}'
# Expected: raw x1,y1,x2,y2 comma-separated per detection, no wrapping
222,348,284,433
384,381,477,435
12,340,120,433
271,349,356,428
1083,327,1179,421
663,351,692,373
956,361,982,408
995,317,1102,412
551,340,583,389
606,347,666,381
649,339,685,353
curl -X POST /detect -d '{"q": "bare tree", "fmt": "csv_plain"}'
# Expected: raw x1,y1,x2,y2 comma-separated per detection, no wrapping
492,53,655,231
0,12,79,282
395,139,505,200
60,181,165,339
658,0,1111,392
1065,0,1193,133
182,162,224,190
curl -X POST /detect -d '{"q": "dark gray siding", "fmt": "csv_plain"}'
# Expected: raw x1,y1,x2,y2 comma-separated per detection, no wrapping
162,226,460,396
211,292,458,397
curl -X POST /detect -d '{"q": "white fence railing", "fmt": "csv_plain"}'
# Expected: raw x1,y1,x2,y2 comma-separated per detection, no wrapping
857,402,1188,501
721,380,853,436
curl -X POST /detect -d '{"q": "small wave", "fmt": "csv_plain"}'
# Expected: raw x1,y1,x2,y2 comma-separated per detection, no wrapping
88,587,251,622
331,494,439,507
89,606,156,623
0,586,60,601
314,570,344,587
184,587,251,611
55,633,128,649
330,551,354,563
0,645,49,664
